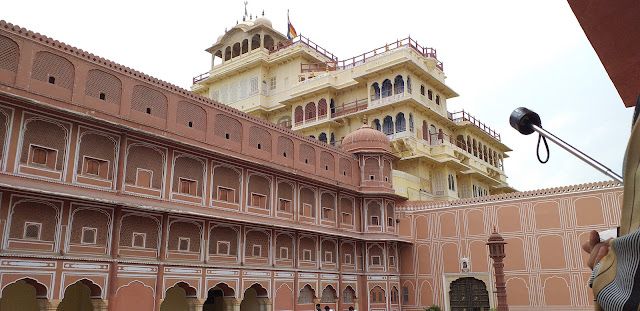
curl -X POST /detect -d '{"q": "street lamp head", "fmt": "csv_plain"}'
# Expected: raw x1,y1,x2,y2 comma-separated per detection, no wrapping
487,228,507,258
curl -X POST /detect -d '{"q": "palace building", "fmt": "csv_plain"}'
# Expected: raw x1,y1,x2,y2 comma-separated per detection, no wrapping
0,12,624,311
190,13,516,202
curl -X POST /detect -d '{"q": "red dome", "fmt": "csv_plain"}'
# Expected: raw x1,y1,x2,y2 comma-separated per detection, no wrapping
341,124,391,153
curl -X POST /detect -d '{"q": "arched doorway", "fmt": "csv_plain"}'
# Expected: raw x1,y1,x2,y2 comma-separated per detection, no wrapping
240,283,268,311
449,277,490,311
58,279,103,311
203,283,235,311
160,282,196,311
0,279,44,311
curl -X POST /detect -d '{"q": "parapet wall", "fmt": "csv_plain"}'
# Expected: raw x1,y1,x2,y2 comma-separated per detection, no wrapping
0,20,360,189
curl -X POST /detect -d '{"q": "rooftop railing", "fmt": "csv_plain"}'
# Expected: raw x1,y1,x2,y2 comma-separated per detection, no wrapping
300,36,443,74
269,35,339,61
194,35,443,85
448,110,501,142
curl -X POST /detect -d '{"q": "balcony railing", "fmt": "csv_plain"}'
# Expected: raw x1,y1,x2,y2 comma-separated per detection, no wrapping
299,36,443,74
448,110,501,142
294,99,368,128
269,35,338,61
193,72,210,84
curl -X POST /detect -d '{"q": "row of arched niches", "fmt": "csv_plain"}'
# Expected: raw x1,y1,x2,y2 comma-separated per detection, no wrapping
0,33,359,186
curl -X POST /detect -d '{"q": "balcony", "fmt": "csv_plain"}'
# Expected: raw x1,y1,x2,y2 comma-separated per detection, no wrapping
293,98,368,129
448,110,501,141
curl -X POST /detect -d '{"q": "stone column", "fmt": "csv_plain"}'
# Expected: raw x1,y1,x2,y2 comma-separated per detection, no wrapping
257,298,272,311
91,299,109,311
186,298,206,311
224,298,241,311
37,299,60,311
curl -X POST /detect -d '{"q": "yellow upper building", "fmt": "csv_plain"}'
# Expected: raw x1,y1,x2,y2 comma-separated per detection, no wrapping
191,14,515,200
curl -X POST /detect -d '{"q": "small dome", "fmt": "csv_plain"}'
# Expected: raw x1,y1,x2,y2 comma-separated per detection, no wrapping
254,17,272,27
341,124,391,153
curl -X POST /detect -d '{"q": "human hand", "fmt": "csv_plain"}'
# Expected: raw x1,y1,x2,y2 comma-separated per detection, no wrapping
581,230,610,270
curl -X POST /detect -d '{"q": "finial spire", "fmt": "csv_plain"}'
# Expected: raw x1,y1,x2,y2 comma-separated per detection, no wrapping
244,1,249,20
262,10,264,16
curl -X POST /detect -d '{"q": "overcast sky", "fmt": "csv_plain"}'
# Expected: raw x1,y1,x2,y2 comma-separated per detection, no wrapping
4,0,633,192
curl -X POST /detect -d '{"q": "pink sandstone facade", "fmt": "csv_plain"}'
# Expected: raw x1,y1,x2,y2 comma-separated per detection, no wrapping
0,20,622,311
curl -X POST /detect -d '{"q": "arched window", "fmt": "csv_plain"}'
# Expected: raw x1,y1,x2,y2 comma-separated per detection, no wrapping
420,84,425,96
343,286,355,303
372,119,381,131
241,39,249,54
251,34,261,50
330,99,335,115
381,80,392,98
371,82,381,100
319,133,328,143
232,42,241,58
224,46,231,61
394,75,404,94
298,285,315,304
409,113,414,132
448,174,456,191
436,95,441,105
318,99,327,118
395,112,406,133
422,120,428,141
383,116,394,135
427,89,433,100
406,76,412,94
320,286,336,303
370,286,386,303
429,125,437,142
330,133,335,146
294,106,304,124
305,102,316,120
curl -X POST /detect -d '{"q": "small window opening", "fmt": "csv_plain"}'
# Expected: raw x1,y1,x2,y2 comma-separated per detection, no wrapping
188,121,193,128
48,76,55,84
370,175,375,180
257,143,261,150
225,133,230,139
146,107,151,114
325,165,328,171
343,171,347,176
99,92,106,100
305,159,308,164
283,152,287,157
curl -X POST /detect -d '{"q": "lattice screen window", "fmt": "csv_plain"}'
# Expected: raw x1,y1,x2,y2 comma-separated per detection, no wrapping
250,193,267,209
0,35,19,72
178,237,190,252
83,157,109,179
324,251,333,263
252,245,261,257
136,169,153,188
81,227,97,244
322,207,333,220
341,212,352,225
302,203,312,217
250,77,258,95
371,255,381,266
344,253,352,265
32,52,74,89
217,241,230,255
279,247,288,259
303,249,312,261
132,232,146,248
269,77,276,90
370,216,379,226
278,199,291,212
29,145,57,169
23,222,41,240
179,178,197,196
217,187,235,203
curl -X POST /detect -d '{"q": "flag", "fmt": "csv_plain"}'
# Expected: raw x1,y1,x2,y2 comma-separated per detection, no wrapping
287,10,297,39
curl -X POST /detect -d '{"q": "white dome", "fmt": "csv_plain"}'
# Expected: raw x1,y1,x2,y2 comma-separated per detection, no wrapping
254,17,272,27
